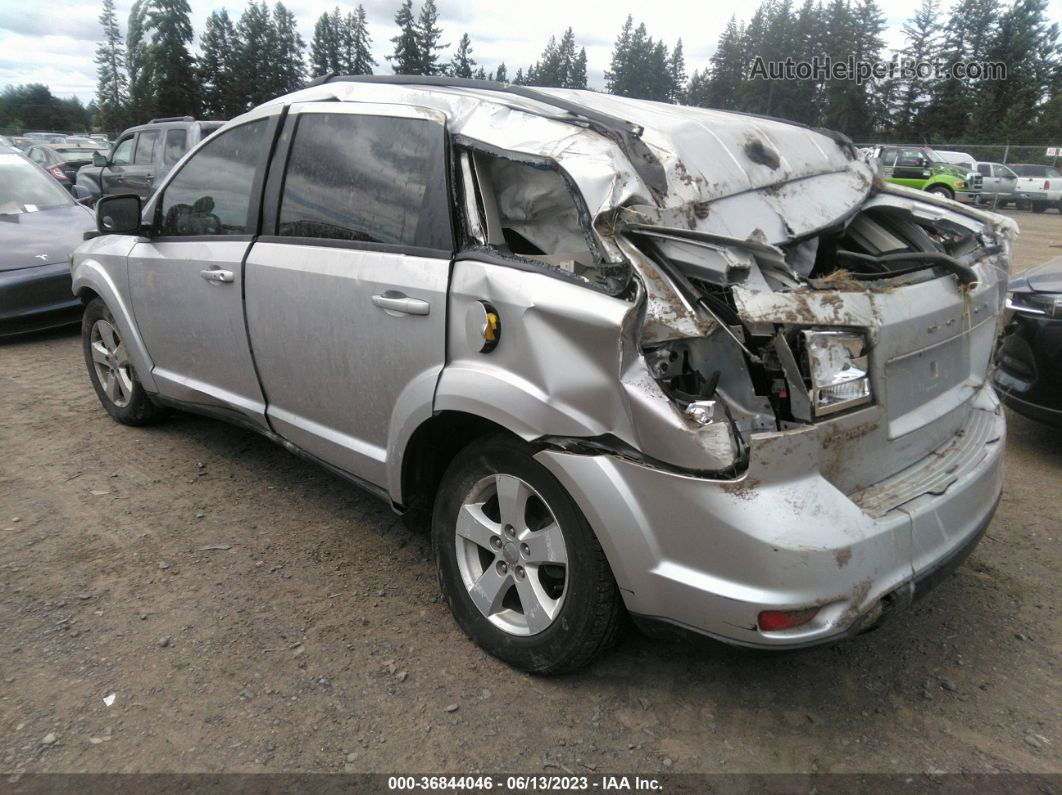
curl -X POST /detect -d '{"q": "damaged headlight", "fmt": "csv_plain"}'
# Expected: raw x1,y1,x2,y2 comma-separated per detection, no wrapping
802,330,872,416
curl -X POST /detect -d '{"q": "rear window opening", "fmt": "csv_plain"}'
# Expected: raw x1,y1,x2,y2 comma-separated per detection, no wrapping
457,145,629,294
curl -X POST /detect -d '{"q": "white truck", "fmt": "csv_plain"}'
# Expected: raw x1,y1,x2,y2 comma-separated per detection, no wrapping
1010,163,1062,213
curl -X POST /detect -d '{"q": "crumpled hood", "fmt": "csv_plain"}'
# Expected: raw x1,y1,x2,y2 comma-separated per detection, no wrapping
535,89,875,246
1010,255,1062,295
0,204,94,272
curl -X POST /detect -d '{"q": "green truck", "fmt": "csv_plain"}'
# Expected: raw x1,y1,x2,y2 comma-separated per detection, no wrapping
867,145,981,202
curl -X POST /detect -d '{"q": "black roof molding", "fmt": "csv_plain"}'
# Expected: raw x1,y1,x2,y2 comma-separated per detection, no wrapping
305,74,668,198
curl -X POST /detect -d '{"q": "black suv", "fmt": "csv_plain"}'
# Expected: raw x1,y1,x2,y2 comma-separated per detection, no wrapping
76,117,225,204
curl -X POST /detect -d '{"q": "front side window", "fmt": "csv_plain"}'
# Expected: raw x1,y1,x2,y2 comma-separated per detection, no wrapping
163,129,187,166
976,163,990,176
134,130,159,165
112,137,134,165
157,119,267,237
881,148,897,166
277,112,451,251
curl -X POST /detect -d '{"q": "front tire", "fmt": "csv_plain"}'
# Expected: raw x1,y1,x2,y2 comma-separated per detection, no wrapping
926,185,954,200
432,435,624,674
82,298,168,426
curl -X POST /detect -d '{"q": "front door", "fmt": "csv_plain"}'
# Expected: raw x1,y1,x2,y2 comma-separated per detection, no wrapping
128,113,278,428
244,103,454,487
100,134,135,196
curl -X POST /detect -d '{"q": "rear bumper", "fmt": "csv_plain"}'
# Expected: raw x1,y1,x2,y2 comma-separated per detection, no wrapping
535,393,1005,649
0,262,81,336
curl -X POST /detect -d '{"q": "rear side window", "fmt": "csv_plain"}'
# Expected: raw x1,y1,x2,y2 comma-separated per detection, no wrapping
276,113,451,252
134,130,159,165
157,119,268,237
163,129,187,166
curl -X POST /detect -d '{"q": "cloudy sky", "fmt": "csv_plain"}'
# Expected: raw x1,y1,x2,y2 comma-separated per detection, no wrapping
1,0,1059,103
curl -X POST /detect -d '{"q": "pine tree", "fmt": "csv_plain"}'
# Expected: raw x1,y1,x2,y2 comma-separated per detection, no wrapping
473,66,487,80
310,11,340,76
94,0,128,133
668,39,687,103
571,48,588,89
127,0,152,120
416,0,447,75
269,2,305,96
233,0,274,108
390,0,420,74
971,0,1059,141
891,0,942,137
450,33,476,78
922,0,1000,139
705,16,745,110
145,0,199,116
347,6,376,75
513,67,525,85
605,15,634,95
686,68,711,107
495,62,508,83
198,9,241,118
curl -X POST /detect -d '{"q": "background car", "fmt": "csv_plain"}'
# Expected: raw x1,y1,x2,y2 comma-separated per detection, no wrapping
1009,163,1062,213
971,161,1019,206
0,149,95,335
76,116,225,203
994,256,1062,426
933,150,976,169
24,143,106,193
869,144,980,201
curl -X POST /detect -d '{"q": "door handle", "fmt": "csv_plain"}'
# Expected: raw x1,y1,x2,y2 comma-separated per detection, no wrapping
372,292,430,316
200,269,234,284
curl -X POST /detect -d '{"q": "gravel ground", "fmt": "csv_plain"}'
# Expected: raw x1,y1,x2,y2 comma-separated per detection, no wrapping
0,210,1059,777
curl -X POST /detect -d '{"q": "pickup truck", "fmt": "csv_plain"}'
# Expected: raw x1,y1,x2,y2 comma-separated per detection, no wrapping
1009,164,1062,213
867,145,980,202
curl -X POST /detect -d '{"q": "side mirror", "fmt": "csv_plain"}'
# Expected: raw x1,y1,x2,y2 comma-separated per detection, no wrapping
93,152,108,167
71,184,93,204
96,194,143,235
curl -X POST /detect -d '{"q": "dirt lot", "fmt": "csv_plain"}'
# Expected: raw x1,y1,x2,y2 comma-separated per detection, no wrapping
1,209,1060,777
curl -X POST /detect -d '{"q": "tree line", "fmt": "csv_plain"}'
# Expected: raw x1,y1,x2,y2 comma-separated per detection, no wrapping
0,0,1058,145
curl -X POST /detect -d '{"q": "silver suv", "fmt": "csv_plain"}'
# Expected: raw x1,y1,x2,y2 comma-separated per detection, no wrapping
72,76,1014,673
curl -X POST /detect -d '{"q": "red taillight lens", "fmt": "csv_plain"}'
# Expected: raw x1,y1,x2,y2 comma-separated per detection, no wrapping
1045,180,1051,190
758,608,819,631
48,166,64,179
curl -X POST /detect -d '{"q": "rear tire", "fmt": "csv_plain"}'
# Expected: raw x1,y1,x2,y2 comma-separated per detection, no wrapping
82,298,169,426
432,434,624,674
1032,201,1048,214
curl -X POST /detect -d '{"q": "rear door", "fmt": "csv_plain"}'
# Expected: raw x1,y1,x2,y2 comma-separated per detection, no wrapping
128,110,281,427
244,102,454,488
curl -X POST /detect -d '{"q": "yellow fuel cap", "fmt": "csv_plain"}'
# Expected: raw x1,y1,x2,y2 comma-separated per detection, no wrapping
465,300,501,353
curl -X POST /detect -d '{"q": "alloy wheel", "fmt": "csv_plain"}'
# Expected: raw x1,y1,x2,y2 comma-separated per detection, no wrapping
89,319,134,408
454,473,569,636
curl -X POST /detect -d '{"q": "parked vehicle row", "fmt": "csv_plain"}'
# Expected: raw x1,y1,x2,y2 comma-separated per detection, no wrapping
0,149,95,335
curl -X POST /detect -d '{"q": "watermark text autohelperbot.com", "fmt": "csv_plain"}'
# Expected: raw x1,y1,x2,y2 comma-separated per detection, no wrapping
749,55,1007,85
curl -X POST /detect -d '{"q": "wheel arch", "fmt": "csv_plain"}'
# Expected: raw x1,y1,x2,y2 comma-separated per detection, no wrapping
72,260,157,392
396,410,519,518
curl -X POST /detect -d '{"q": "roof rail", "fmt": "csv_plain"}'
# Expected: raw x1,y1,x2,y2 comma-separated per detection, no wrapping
148,116,195,124
308,74,667,197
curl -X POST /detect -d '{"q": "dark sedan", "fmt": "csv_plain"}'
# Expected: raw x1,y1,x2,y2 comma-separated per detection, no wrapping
994,257,1062,426
0,151,95,336
24,143,106,193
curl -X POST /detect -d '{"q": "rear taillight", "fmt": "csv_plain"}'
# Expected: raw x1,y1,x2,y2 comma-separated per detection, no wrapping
1045,180,1051,190
48,166,64,180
